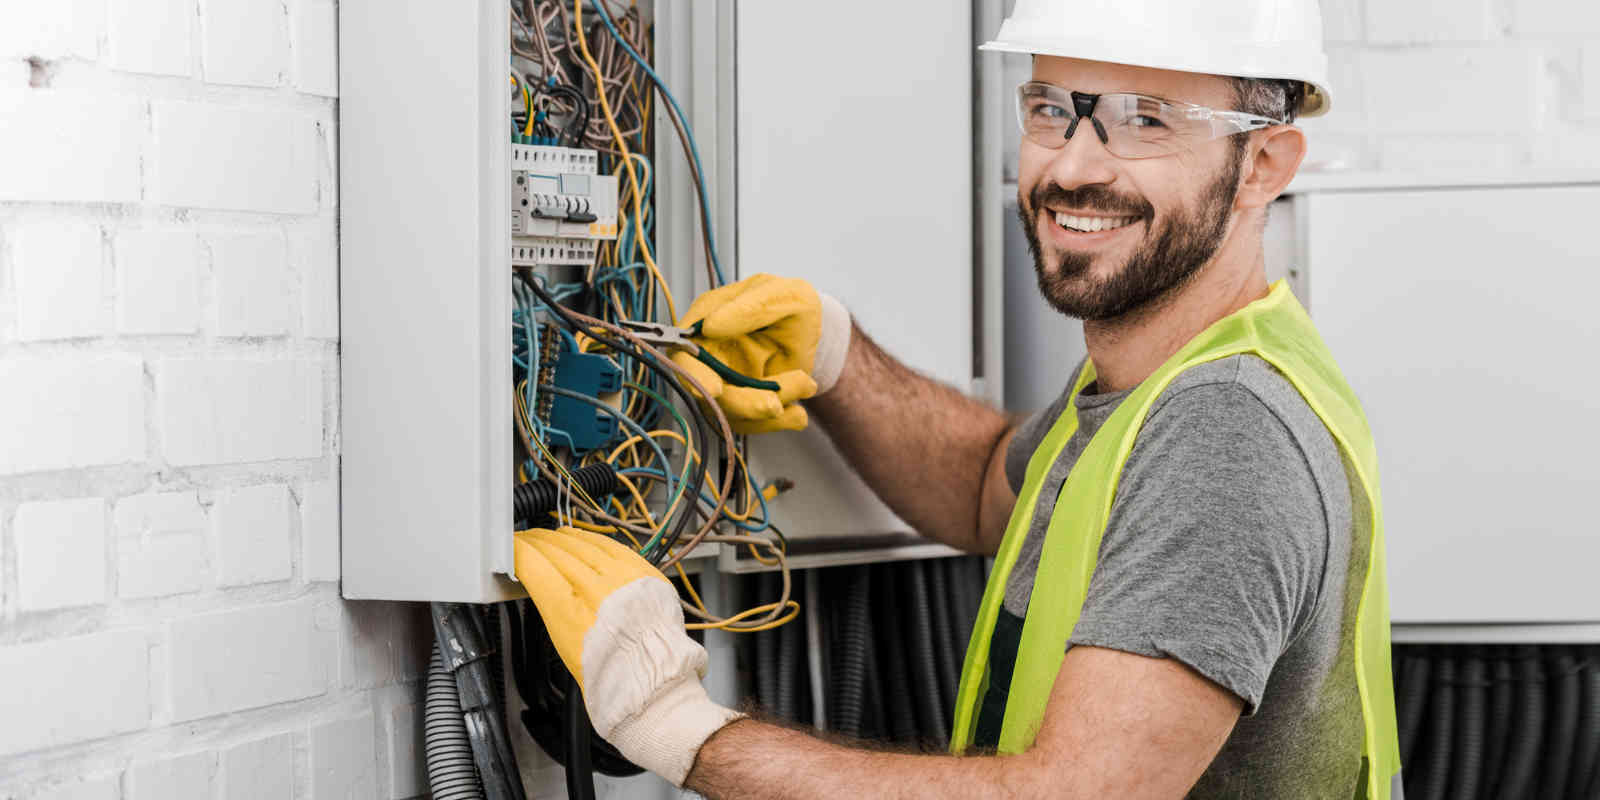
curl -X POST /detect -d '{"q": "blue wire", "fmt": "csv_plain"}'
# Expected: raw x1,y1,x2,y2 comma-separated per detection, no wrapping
616,466,774,534
542,386,676,503
590,2,726,285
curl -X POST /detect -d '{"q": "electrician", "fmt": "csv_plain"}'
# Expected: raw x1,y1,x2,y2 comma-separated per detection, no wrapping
515,0,1403,796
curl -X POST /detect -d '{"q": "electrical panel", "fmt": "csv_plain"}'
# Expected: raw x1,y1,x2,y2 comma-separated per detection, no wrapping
341,0,994,602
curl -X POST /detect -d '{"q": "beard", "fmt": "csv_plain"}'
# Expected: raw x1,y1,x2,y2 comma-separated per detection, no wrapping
1018,155,1242,321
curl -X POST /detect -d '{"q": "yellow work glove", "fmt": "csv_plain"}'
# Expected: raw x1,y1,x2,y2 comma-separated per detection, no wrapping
671,273,852,435
513,527,744,786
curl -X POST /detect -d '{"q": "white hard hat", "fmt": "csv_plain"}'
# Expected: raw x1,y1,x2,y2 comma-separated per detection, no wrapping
981,0,1333,117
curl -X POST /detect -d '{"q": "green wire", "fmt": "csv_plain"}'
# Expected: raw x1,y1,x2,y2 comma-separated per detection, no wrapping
622,380,694,557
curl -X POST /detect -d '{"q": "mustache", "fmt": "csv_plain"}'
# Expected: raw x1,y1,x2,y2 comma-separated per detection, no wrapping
1025,181,1153,220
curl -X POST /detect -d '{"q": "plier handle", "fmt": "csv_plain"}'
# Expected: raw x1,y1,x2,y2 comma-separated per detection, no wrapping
618,320,783,392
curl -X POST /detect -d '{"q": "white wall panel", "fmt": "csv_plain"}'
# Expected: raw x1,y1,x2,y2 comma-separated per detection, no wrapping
737,1,974,548
1305,185,1600,624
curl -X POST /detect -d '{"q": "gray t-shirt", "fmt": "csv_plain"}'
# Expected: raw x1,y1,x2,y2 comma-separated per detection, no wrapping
986,354,1365,798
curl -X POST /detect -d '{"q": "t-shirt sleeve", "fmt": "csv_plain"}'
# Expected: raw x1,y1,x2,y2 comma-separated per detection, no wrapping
1066,383,1329,715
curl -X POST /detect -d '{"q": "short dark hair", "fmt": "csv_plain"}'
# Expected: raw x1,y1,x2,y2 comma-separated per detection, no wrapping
1228,77,1304,125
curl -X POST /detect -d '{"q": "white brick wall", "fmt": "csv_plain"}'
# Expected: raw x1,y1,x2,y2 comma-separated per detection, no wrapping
0,3,429,799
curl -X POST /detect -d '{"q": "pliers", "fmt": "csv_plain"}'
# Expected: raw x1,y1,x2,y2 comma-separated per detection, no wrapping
618,320,782,392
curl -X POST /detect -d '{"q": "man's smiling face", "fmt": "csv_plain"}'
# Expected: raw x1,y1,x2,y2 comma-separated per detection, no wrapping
1017,56,1248,322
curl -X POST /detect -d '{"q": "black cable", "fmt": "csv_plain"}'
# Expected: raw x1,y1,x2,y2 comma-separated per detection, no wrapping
513,463,620,528
831,568,871,738
524,269,719,558
904,561,947,746
755,572,781,711
519,270,715,564
1397,653,1430,768
564,673,596,800
1482,649,1513,798
873,563,918,744
1451,653,1485,800
1539,647,1579,798
1497,647,1544,799
1417,654,1454,800
1572,647,1600,800
925,560,960,727
776,574,804,722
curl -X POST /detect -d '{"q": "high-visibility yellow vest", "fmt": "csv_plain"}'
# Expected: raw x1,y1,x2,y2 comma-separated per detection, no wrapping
949,281,1402,798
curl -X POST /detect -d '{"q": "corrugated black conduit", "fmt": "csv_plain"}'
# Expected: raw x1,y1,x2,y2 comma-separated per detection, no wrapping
755,571,781,712
926,562,960,726
1451,652,1485,799
430,602,525,800
861,602,886,740
776,589,804,722
424,645,487,800
1497,647,1544,799
874,563,920,743
1540,648,1580,797
1574,653,1600,797
904,562,947,746
512,463,619,529
830,567,873,738
1482,651,1513,797
1418,654,1455,800
1397,653,1430,768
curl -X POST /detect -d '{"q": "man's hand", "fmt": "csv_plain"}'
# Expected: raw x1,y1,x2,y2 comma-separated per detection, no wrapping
513,527,744,786
673,273,851,434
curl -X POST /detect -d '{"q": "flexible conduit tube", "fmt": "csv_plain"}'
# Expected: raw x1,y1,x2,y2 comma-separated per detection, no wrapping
861,598,886,741
482,606,506,731
925,561,960,721
875,564,919,743
1451,653,1486,800
804,569,828,732
1397,654,1430,768
425,645,487,800
1417,654,1455,800
1482,651,1514,798
830,568,871,738
1497,647,1544,800
755,572,781,712
1572,648,1600,799
564,674,596,800
1539,648,1579,798
904,561,947,745
431,603,526,800
512,463,619,528
776,590,804,722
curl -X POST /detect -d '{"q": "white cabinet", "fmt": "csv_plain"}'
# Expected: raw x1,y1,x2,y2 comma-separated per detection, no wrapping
1301,182,1600,624
735,0,979,563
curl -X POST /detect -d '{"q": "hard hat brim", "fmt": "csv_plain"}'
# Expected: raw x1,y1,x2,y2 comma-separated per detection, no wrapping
980,38,1332,118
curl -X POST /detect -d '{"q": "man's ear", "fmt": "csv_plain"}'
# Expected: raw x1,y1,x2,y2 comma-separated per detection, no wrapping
1234,126,1307,212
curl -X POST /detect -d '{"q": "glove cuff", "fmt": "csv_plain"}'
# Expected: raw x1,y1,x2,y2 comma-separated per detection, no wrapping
813,292,852,395
603,675,745,786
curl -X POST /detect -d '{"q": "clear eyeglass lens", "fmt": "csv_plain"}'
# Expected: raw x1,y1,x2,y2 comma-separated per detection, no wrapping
1015,83,1239,159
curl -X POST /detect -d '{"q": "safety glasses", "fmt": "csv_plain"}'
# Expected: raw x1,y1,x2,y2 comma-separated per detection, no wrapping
1015,81,1285,159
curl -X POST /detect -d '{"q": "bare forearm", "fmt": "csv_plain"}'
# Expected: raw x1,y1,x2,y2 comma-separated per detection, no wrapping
807,324,1013,553
686,719,1034,800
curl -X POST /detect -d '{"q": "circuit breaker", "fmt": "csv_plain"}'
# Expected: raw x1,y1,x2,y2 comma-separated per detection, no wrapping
509,143,619,267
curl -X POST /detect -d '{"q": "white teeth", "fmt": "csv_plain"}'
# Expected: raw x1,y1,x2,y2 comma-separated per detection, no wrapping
1053,212,1138,233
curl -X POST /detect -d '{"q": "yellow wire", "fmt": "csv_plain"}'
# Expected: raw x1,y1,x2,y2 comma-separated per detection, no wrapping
574,0,677,323
685,601,802,632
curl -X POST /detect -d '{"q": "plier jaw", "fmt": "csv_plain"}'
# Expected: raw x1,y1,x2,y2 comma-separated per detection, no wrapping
617,320,700,355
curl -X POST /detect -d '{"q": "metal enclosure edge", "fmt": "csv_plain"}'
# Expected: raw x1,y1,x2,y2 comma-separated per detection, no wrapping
340,0,519,602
